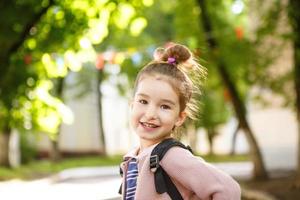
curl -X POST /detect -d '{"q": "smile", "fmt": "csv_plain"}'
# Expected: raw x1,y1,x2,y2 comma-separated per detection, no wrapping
140,122,159,128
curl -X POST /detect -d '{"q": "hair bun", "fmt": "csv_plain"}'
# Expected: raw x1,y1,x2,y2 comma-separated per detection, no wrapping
162,44,192,64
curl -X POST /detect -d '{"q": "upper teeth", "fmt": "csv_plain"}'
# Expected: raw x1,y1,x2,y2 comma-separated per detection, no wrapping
143,123,157,128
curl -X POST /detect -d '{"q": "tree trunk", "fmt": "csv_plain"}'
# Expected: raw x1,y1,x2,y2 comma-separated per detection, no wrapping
230,123,240,155
97,70,107,155
288,0,300,175
49,77,65,162
50,138,61,162
9,130,21,168
197,0,268,179
0,0,55,87
0,0,55,164
0,125,11,166
207,128,215,155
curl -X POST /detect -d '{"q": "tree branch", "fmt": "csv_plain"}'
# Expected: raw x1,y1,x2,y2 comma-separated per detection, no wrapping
8,0,55,56
0,0,55,83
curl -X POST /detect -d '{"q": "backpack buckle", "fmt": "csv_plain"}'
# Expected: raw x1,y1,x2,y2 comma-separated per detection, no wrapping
150,155,159,172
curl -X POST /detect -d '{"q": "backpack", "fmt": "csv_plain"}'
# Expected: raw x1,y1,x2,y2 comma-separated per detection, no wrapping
119,138,193,200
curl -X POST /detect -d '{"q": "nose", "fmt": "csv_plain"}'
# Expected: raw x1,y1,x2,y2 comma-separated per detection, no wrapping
144,105,157,120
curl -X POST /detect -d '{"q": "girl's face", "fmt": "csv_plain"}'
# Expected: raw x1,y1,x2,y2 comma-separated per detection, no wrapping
130,75,186,148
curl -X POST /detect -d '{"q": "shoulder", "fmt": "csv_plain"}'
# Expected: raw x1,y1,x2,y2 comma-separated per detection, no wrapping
160,147,241,199
160,146,203,168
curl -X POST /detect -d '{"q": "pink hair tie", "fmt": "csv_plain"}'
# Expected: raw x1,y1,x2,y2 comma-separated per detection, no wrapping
167,57,176,65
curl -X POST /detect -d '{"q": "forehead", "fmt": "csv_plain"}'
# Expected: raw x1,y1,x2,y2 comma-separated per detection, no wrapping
135,75,180,103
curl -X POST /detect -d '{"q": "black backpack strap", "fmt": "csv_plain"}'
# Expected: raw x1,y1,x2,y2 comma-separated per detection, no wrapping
118,164,123,195
150,138,193,200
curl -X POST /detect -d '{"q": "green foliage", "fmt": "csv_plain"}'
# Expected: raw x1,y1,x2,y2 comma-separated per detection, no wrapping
240,0,293,107
0,0,139,136
197,88,231,129
20,132,37,164
0,0,88,134
199,153,249,163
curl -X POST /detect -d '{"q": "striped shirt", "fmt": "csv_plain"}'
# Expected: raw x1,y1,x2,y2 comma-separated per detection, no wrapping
125,158,138,200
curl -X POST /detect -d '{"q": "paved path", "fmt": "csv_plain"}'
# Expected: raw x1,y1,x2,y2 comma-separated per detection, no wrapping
0,162,252,200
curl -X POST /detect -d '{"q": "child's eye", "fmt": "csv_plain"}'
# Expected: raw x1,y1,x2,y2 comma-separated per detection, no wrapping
161,105,171,110
139,99,147,104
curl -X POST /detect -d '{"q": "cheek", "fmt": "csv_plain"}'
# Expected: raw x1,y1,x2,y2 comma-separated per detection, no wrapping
160,110,177,121
130,105,142,123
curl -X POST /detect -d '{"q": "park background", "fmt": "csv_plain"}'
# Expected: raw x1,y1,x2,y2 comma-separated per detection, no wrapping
1,0,300,199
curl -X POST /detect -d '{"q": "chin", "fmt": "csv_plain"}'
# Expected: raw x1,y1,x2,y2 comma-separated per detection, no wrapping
137,133,157,140
139,132,170,141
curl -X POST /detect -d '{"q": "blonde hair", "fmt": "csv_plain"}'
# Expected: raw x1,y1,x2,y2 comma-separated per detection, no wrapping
133,43,206,120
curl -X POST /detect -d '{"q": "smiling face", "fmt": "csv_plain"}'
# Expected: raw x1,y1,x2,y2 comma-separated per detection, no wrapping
130,75,186,148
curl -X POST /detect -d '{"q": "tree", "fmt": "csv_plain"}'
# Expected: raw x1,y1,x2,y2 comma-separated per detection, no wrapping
196,86,232,155
196,0,268,179
0,0,55,166
49,77,65,162
95,54,106,155
0,0,137,165
288,0,300,175
244,0,300,176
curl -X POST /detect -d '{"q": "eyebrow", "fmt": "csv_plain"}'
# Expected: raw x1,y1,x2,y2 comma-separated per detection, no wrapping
137,93,176,106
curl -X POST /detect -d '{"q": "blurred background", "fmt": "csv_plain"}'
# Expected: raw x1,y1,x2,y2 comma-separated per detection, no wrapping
0,0,300,199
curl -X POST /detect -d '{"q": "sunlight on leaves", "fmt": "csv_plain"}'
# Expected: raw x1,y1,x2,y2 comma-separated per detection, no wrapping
37,109,61,134
114,52,126,65
142,0,154,7
106,1,117,11
64,50,82,72
87,9,110,44
55,10,65,20
87,7,97,17
113,3,135,29
26,38,36,50
79,37,92,49
72,0,89,10
77,48,97,63
34,80,74,133
130,17,147,37
35,80,54,104
42,53,67,77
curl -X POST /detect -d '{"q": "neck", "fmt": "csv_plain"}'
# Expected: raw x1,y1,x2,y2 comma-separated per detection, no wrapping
139,139,157,152
139,136,172,153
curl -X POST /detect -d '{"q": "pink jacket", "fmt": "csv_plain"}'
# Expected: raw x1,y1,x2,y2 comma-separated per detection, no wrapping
120,143,241,200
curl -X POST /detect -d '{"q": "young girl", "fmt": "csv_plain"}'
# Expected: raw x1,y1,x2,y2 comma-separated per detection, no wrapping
120,43,241,200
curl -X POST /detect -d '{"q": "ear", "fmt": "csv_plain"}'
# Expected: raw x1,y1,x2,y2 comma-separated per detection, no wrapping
175,111,187,127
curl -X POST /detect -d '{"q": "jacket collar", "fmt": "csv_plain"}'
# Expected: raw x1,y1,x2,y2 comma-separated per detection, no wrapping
123,142,160,161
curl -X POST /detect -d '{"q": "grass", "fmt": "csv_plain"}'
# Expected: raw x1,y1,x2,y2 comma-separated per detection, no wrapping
200,153,249,163
0,154,249,181
0,155,123,181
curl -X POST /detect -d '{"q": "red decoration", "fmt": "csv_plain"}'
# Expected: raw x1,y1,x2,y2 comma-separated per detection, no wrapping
24,54,32,65
223,89,231,102
96,54,105,70
235,27,244,40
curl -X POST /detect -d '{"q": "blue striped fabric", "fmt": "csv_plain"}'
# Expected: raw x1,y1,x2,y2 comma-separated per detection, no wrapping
125,158,138,200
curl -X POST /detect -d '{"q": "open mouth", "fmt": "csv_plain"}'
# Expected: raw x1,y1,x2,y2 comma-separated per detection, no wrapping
140,122,159,129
